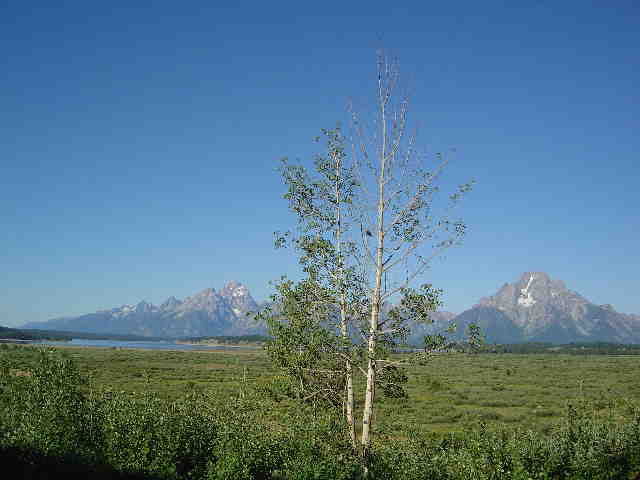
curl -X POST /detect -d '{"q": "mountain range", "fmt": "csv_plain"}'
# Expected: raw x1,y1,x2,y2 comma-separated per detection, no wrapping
21,273,640,344
23,281,263,338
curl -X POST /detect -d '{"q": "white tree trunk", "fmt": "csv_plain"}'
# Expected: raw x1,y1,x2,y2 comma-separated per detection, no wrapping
361,78,388,461
340,302,356,449
361,217,384,459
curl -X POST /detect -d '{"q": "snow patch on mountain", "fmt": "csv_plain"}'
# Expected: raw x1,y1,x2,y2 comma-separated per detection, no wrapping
517,273,536,307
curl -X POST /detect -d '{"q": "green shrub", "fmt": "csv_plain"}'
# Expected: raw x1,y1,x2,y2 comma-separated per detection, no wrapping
0,348,103,463
1,348,639,480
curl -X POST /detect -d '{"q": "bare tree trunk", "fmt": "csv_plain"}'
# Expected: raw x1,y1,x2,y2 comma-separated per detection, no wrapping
361,189,385,463
340,302,356,449
361,65,388,464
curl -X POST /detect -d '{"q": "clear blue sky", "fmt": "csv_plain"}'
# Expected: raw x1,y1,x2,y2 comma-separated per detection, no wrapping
1,1,638,326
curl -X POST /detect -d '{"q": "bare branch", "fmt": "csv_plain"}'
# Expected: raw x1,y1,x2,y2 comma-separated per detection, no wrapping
380,241,453,301
383,155,450,237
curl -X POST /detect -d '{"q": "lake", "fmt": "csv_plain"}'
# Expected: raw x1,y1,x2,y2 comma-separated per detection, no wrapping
33,338,259,351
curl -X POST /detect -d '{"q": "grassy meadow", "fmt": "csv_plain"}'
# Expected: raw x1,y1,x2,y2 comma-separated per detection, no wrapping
2,343,640,479
5,343,639,435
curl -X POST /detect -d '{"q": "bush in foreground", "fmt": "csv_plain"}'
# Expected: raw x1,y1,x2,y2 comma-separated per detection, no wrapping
1,348,639,479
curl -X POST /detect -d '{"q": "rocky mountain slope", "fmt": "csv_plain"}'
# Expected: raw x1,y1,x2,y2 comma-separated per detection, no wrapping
21,273,640,343
450,272,640,344
23,281,263,338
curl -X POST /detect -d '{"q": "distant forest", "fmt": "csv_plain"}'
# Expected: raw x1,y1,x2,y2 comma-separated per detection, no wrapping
481,341,640,355
0,326,165,342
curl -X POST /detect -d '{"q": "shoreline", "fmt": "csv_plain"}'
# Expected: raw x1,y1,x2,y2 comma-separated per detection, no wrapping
3,340,261,354
175,341,263,348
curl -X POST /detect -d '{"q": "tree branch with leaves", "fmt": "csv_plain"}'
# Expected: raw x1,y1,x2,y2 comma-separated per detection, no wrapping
256,50,479,471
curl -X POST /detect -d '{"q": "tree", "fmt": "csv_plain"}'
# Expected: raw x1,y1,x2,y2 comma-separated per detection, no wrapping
266,125,362,449
257,51,476,469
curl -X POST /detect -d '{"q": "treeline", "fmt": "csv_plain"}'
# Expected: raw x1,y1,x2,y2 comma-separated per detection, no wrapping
0,325,168,343
0,329,269,346
0,326,68,342
479,342,640,355
1,347,639,479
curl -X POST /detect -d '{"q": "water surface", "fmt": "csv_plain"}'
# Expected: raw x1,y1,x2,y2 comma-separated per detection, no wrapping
35,338,257,351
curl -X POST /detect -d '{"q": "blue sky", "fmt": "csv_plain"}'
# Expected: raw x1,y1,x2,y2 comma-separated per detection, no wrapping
1,1,638,326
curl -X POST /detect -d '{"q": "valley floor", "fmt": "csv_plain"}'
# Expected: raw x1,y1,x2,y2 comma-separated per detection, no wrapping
2,343,639,479
7,343,639,435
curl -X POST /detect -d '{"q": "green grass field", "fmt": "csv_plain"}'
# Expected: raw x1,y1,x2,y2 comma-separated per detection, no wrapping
6,343,638,436
2,343,640,479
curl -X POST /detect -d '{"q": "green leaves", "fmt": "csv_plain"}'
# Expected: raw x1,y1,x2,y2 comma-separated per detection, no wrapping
388,284,443,328
259,126,367,414
2,347,640,479
278,127,355,237
258,277,347,408
465,323,485,353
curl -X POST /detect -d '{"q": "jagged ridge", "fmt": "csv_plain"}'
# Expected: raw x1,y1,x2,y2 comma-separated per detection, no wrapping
450,272,640,344
23,282,263,338
21,272,640,344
